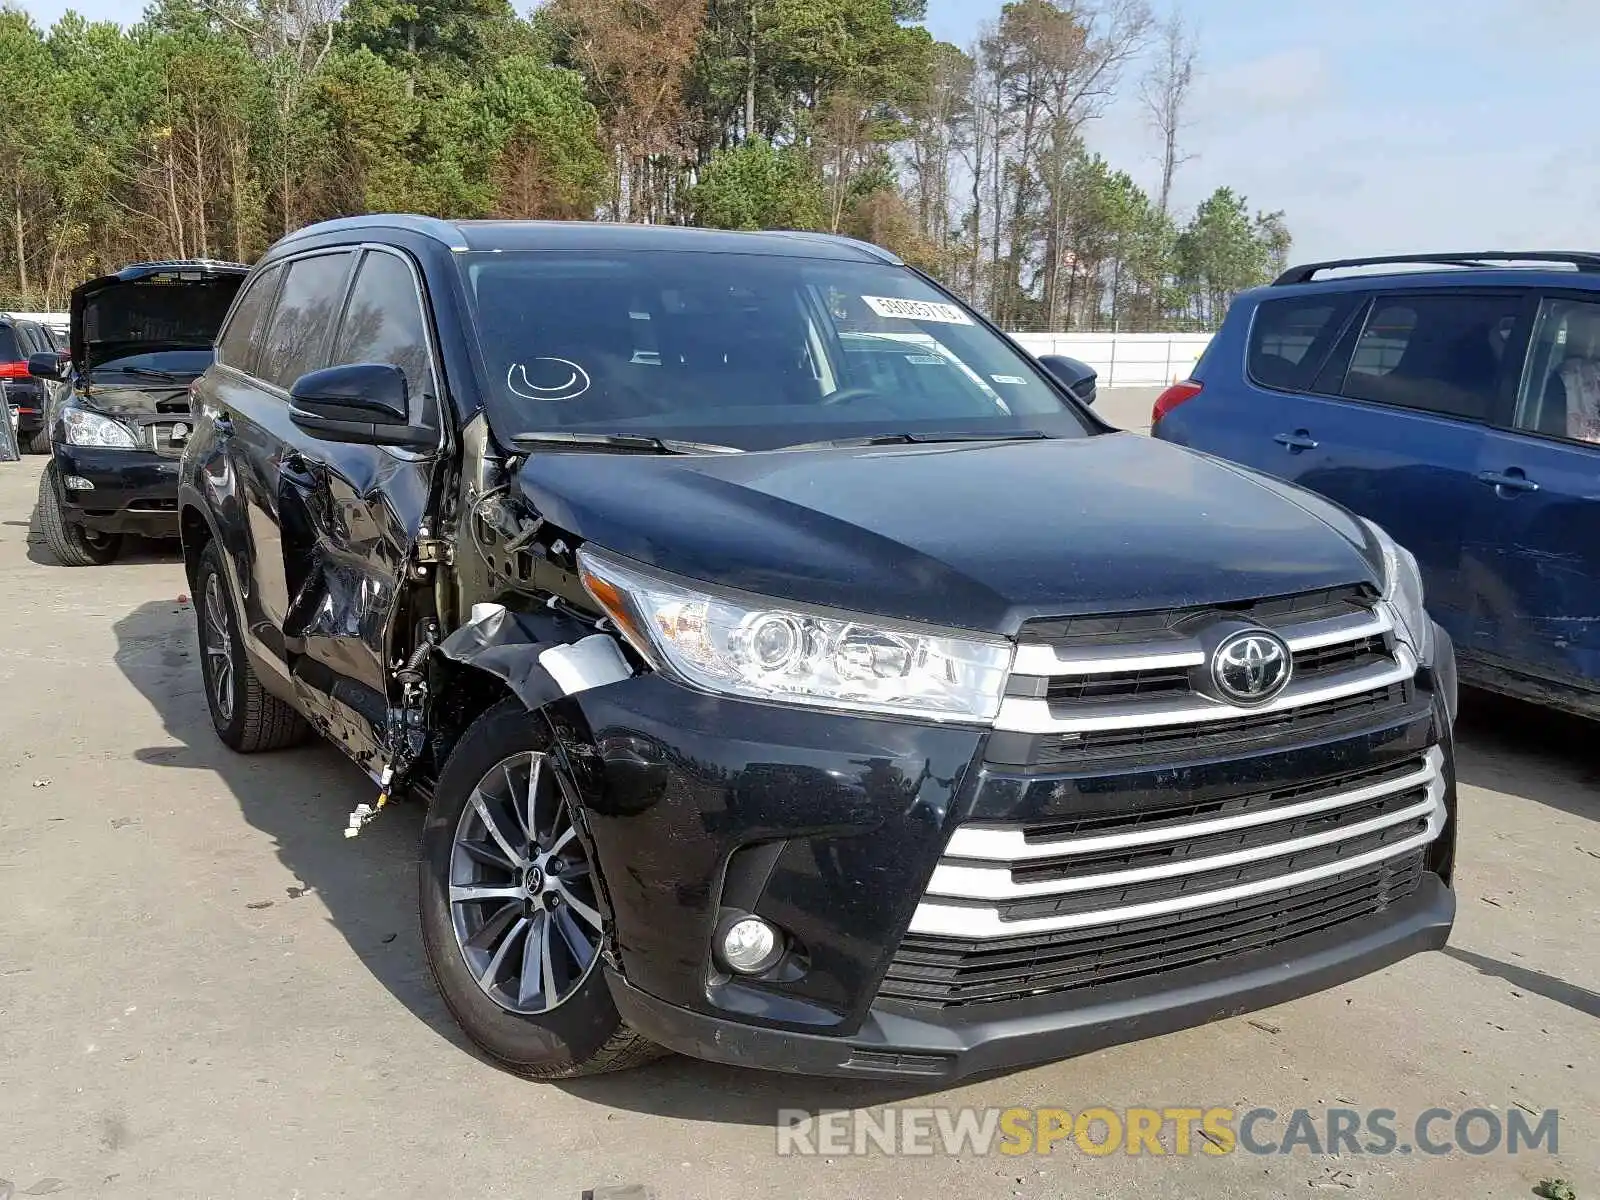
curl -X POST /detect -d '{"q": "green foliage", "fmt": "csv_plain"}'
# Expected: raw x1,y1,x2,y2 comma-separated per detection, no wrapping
691,137,825,230
1,0,1287,328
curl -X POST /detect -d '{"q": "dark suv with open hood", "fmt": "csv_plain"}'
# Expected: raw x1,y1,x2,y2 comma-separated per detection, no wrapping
178,216,1458,1082
31,260,247,564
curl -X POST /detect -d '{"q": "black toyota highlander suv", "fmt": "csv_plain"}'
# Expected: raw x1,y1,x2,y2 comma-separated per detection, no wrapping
32,260,248,565
178,216,1458,1081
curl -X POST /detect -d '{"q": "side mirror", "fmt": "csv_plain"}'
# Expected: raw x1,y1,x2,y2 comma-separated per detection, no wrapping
1038,354,1098,406
27,353,62,381
288,363,435,449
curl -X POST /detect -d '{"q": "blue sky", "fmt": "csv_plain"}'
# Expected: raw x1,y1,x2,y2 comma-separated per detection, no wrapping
17,0,1598,265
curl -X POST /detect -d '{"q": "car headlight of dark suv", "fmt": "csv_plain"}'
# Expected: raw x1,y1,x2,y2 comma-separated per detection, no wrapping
578,547,1013,722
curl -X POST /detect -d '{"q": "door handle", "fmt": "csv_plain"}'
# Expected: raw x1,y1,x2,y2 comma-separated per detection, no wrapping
1477,469,1540,494
1274,431,1318,451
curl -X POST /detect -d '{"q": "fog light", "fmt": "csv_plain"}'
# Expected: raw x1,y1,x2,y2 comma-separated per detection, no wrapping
719,916,782,975
63,475,94,491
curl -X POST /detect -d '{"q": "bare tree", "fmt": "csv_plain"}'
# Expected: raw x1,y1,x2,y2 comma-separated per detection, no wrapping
1139,7,1196,217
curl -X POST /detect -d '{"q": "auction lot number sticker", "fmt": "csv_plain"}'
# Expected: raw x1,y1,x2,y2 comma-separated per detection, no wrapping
862,295,973,325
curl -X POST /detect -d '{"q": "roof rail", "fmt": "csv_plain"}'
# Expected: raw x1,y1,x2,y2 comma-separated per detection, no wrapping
768,229,903,265
278,213,470,251
1274,251,1600,286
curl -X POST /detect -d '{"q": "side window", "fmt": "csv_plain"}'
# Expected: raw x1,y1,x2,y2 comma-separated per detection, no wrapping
331,251,436,418
1247,297,1355,392
257,252,354,390
1513,297,1600,445
1339,293,1522,421
216,264,281,373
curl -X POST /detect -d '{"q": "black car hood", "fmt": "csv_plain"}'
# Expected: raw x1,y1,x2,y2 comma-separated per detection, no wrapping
515,433,1384,635
70,267,244,370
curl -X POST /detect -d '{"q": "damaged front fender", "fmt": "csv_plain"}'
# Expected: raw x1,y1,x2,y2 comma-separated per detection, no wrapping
434,602,636,713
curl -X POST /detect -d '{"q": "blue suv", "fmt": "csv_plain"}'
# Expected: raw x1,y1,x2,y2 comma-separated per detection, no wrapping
1153,251,1600,719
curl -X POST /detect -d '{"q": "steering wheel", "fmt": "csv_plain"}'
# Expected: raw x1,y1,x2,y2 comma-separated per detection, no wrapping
819,386,884,408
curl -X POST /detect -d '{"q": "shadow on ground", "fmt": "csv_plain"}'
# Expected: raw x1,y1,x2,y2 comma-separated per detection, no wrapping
1452,688,1599,822
110,598,929,1124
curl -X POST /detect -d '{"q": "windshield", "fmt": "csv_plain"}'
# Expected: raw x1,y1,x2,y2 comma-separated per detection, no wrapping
90,348,216,376
457,250,1089,449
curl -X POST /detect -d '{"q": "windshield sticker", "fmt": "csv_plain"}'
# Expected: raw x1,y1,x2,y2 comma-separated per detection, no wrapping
861,295,974,325
905,355,946,365
507,358,591,402
991,374,1027,385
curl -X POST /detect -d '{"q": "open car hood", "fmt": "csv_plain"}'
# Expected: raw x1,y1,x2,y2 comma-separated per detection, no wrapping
70,262,248,371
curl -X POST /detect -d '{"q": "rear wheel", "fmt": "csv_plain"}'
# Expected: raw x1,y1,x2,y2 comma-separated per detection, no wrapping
194,540,308,752
37,461,120,566
419,700,662,1078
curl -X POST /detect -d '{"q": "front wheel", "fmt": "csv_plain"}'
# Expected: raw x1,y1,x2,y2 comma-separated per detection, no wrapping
37,461,120,566
419,699,662,1078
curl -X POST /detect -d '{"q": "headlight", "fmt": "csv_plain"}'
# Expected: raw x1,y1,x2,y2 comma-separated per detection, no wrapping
1363,519,1433,662
578,549,1013,722
61,405,138,449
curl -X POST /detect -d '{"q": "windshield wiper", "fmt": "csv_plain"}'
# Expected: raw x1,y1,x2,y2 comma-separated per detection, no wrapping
778,430,1052,451
109,366,189,382
510,431,744,456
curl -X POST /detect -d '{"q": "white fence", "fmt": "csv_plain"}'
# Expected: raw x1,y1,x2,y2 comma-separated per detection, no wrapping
1011,332,1213,388
6,309,1214,387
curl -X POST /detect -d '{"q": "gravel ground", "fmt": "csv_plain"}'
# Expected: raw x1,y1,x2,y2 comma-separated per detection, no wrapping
0,417,1594,1200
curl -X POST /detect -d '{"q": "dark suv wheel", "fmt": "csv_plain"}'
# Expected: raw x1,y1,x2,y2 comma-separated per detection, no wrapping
37,461,120,566
193,540,308,752
419,699,662,1078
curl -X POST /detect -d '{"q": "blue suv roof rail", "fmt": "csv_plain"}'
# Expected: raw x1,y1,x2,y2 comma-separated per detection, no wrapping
1274,250,1600,286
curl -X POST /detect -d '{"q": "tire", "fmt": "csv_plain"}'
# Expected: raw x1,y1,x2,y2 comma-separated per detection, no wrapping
419,699,662,1078
27,427,49,454
194,540,308,752
37,461,121,566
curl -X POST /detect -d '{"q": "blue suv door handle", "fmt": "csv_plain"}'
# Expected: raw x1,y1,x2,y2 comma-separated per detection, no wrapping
1477,469,1540,494
1274,431,1318,452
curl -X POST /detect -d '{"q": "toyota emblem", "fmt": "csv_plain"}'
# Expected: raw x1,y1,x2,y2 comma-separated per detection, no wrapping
1211,629,1293,705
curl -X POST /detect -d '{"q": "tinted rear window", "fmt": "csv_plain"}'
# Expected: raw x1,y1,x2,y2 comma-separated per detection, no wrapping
0,326,19,362
1340,293,1522,421
82,275,244,352
1248,298,1354,391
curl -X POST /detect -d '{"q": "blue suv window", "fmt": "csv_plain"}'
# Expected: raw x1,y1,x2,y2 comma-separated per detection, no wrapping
1340,293,1521,421
1247,297,1358,392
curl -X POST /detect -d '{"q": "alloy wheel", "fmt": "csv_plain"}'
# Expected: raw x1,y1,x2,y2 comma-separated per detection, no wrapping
448,751,604,1015
202,572,235,723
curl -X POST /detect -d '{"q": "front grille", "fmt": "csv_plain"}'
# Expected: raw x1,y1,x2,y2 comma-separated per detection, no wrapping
881,852,1427,1008
144,421,191,458
993,682,1412,768
1017,585,1374,647
905,749,1445,942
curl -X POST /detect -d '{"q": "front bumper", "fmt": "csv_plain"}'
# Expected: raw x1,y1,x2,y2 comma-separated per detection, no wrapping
564,625,1458,1078
51,443,181,537
609,874,1453,1081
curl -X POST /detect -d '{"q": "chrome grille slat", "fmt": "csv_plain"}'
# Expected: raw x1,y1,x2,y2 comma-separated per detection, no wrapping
1010,607,1391,677
944,757,1438,862
908,749,1445,940
995,646,1416,735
